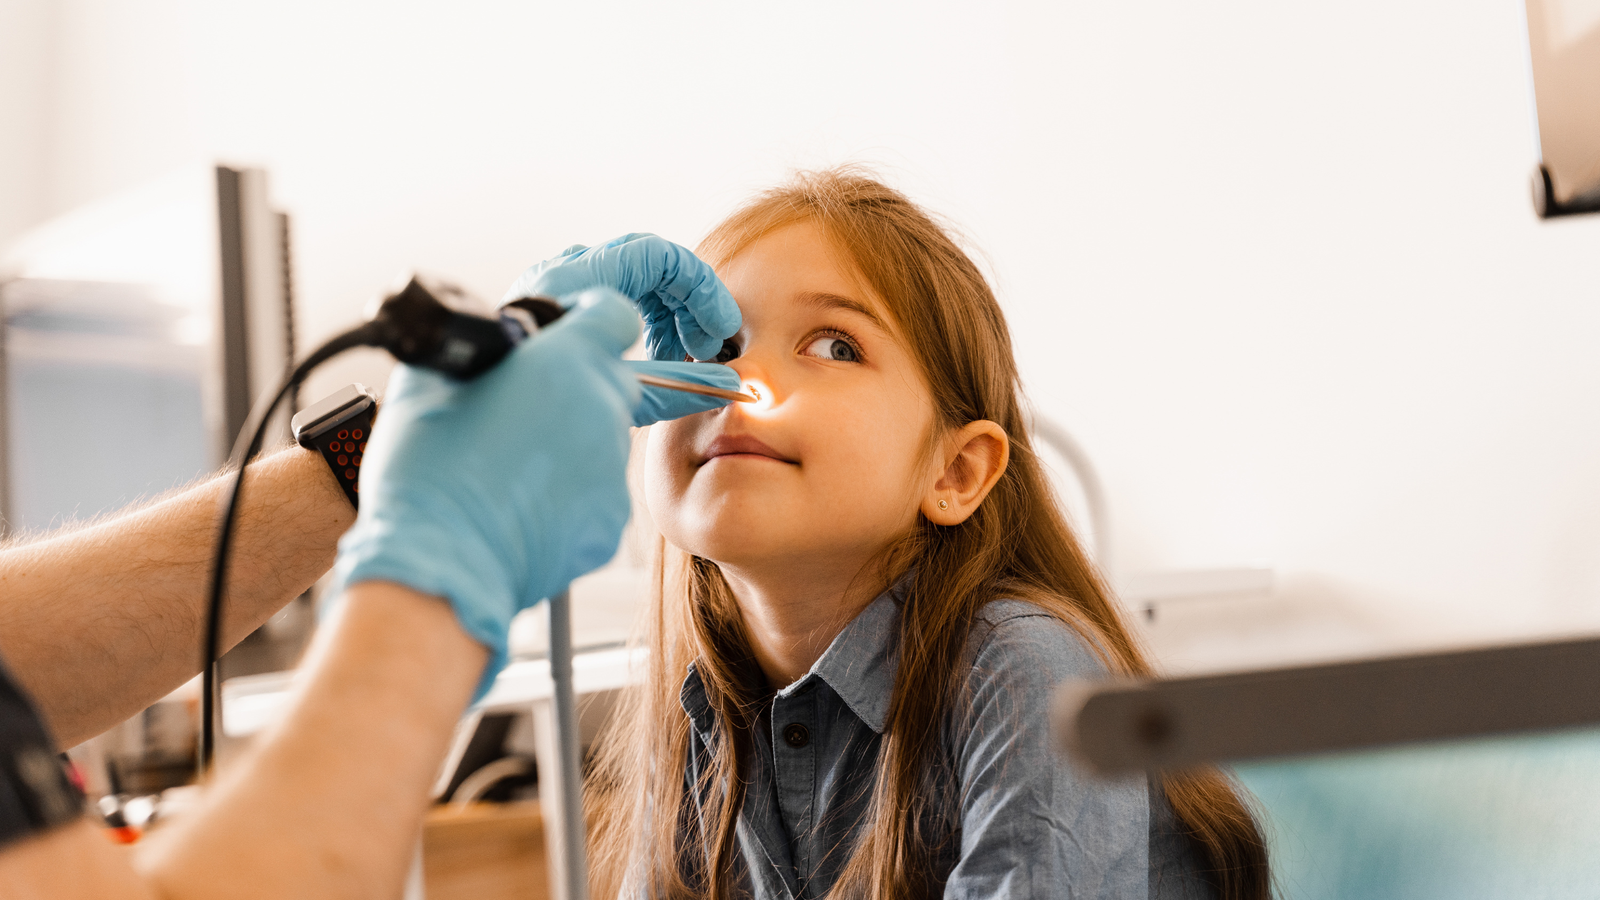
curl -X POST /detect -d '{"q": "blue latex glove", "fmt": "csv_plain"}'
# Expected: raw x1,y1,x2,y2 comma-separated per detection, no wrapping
624,359,744,426
503,233,741,362
329,288,645,697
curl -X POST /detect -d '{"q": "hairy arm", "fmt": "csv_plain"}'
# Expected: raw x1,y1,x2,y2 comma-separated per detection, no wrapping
0,581,484,900
0,447,354,746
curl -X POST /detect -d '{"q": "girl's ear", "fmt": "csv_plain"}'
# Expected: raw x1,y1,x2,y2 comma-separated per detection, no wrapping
922,420,1009,525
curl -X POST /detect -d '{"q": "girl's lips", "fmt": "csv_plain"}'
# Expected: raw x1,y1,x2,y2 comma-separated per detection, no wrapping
700,434,796,464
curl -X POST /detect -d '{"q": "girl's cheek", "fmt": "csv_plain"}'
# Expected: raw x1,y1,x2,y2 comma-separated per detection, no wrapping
650,417,692,458
648,420,707,502
641,432,688,528
642,426,678,488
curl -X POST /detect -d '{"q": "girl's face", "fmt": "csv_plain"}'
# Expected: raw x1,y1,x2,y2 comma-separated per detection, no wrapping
645,221,940,572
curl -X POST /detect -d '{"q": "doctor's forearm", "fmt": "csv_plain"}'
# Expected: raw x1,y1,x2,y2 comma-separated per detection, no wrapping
0,582,482,900
136,582,484,900
0,446,354,746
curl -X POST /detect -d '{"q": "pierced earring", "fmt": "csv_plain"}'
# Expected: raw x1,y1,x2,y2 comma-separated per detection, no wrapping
937,499,949,510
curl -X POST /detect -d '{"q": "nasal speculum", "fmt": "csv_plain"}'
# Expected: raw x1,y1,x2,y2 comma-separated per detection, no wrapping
635,373,759,403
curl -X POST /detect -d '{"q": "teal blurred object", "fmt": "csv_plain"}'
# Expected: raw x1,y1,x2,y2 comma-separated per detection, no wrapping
1236,726,1600,899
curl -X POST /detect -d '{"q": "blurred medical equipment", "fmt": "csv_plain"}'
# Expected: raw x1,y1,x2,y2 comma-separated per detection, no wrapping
1527,0,1600,216
1057,633,1600,775
1057,0,1600,781
1027,412,1112,566
0,165,294,539
1028,411,1275,631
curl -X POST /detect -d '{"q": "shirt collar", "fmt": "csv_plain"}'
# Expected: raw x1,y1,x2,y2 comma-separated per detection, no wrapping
679,580,905,738
794,586,901,734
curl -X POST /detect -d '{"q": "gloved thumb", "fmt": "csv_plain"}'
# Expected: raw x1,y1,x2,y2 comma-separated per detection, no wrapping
543,287,642,357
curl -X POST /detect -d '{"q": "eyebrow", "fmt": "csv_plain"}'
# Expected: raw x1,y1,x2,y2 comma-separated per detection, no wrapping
795,290,891,333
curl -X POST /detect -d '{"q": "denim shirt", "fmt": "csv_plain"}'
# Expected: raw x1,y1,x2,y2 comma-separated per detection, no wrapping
678,588,1217,899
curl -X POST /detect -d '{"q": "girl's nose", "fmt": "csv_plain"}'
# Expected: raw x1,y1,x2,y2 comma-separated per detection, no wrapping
728,357,781,412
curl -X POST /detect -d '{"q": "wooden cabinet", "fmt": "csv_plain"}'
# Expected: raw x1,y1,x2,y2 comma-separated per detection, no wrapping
423,802,547,900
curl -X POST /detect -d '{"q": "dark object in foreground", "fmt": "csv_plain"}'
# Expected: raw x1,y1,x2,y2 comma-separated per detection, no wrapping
1056,635,1600,774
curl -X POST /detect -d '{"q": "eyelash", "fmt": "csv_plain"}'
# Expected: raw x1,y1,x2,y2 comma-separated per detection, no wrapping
693,328,866,364
801,328,865,364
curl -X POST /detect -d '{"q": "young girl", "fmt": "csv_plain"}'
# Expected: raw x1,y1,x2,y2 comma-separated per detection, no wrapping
588,169,1269,899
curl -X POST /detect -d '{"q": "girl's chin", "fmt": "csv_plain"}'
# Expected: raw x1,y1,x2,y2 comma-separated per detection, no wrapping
662,516,802,568
667,531,777,566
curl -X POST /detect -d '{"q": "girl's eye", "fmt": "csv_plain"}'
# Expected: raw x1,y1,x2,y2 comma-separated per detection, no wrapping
802,333,861,363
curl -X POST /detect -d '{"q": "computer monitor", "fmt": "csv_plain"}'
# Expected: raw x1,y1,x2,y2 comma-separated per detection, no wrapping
0,165,294,534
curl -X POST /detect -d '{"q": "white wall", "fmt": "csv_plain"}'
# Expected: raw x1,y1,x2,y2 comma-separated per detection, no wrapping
0,0,55,246
7,0,1600,656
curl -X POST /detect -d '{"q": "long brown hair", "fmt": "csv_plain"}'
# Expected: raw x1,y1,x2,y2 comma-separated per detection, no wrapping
586,167,1269,899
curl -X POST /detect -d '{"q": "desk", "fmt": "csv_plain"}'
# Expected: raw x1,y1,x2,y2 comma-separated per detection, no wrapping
424,801,547,900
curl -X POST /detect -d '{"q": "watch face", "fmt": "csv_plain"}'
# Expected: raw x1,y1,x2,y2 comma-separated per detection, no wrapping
292,384,376,444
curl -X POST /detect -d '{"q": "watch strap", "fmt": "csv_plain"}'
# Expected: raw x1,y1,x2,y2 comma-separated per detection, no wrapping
292,384,379,511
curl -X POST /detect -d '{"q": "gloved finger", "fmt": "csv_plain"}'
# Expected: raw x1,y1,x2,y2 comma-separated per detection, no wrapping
675,314,722,362
591,234,732,359
588,233,704,304
678,259,743,347
641,305,687,363
614,236,740,357
503,234,741,361
557,243,588,257
538,287,643,358
626,360,742,426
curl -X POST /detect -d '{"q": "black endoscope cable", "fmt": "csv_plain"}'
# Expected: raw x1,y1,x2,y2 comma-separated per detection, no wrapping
197,279,562,773
197,322,379,770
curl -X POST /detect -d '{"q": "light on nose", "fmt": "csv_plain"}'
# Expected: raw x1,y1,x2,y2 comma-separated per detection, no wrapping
742,379,775,412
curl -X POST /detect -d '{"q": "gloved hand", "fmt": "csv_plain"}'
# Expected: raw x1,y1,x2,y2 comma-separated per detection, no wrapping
503,233,741,362
330,288,644,697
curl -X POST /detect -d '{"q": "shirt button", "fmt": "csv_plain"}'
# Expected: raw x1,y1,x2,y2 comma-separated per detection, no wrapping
782,723,810,748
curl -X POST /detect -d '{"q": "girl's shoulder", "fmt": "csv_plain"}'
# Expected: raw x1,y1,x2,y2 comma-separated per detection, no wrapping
945,599,1133,807
964,598,1113,688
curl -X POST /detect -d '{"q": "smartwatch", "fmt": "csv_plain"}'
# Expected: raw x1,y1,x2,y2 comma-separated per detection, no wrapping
291,384,379,510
